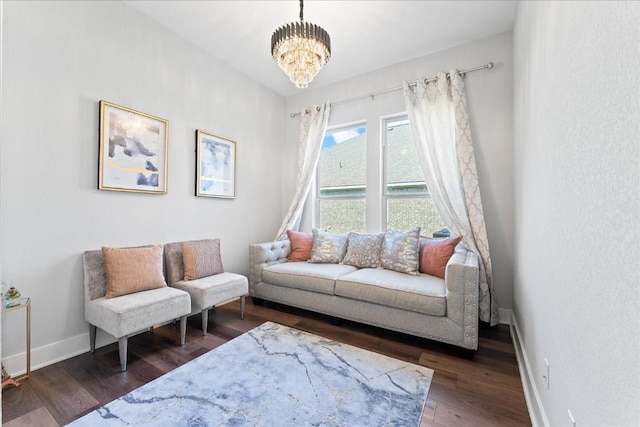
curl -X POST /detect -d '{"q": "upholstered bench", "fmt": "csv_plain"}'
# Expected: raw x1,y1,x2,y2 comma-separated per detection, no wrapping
83,246,191,372
164,239,249,335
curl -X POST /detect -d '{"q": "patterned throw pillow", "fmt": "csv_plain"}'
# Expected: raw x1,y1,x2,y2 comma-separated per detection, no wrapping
181,239,224,281
419,235,463,279
341,232,384,268
102,245,167,298
381,228,421,275
309,229,348,264
286,230,313,262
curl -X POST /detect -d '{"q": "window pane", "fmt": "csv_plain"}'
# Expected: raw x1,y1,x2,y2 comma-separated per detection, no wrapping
385,120,426,196
387,198,447,236
385,118,447,236
319,199,366,234
317,124,366,232
319,125,366,195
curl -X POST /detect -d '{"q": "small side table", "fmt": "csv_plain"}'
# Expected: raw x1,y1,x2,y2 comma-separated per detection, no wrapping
1,297,31,388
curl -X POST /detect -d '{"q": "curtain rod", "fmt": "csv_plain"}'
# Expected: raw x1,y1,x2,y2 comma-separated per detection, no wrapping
289,61,494,118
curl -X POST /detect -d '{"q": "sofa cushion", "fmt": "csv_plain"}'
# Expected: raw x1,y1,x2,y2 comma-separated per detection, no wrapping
342,232,384,268
381,228,421,275
262,262,358,295
335,268,446,316
85,286,190,338
419,235,463,278
181,239,224,280
286,230,313,262
102,245,167,299
309,229,348,264
172,272,248,311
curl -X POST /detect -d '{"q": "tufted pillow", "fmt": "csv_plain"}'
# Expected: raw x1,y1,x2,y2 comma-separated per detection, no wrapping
181,239,224,281
309,229,348,264
341,232,384,268
102,245,167,298
419,235,463,279
286,230,313,262
381,228,421,275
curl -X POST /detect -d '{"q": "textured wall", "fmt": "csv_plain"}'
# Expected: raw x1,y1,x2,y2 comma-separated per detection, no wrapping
1,1,285,369
513,2,640,425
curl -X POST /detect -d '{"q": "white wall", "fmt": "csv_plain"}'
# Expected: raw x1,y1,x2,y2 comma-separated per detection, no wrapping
283,32,515,317
513,2,639,426
0,1,285,372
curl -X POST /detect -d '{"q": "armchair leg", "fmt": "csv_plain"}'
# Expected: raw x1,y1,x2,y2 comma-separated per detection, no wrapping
202,308,209,336
240,295,246,320
118,337,128,372
89,325,97,354
179,315,187,346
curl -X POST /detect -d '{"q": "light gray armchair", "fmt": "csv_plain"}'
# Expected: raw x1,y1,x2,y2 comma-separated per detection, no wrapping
164,240,248,335
82,249,191,372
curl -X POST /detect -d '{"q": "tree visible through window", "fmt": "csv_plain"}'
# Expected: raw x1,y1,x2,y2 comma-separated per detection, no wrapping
384,117,447,235
317,124,366,233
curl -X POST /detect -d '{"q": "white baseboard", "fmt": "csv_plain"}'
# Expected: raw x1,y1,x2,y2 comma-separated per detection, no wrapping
2,331,116,377
510,312,550,427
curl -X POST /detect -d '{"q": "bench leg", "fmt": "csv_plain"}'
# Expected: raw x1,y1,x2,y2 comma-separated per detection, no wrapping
202,308,209,336
89,325,97,354
240,295,246,320
179,315,187,346
118,337,128,372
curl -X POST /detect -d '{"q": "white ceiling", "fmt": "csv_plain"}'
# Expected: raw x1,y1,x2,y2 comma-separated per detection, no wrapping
125,1,517,98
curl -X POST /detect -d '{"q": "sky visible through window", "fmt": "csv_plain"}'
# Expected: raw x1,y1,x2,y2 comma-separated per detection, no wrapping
322,126,366,150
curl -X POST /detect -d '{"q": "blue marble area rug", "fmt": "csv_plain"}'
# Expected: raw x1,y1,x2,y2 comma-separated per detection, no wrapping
68,321,433,427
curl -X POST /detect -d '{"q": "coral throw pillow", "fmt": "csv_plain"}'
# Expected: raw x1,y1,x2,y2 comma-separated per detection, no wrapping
419,235,463,279
286,230,313,262
102,245,167,298
181,239,224,281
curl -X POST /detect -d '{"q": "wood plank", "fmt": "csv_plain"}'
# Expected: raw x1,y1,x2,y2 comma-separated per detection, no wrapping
1,382,45,423
3,406,60,427
25,365,99,426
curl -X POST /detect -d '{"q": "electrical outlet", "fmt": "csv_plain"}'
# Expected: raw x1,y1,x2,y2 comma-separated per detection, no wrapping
568,409,576,427
543,358,550,390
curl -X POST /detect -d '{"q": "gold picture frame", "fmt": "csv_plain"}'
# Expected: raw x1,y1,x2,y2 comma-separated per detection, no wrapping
99,101,169,194
196,130,236,198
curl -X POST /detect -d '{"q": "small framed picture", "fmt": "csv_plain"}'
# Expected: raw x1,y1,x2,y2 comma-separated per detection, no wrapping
98,101,168,194
196,130,236,198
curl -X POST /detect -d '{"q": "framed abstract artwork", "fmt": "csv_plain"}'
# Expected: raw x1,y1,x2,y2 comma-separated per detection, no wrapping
195,130,236,198
98,101,169,194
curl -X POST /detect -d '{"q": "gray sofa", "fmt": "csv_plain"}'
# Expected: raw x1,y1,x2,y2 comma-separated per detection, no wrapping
248,239,481,351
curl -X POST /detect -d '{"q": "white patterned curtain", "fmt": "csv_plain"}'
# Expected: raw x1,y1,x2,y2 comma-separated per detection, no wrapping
403,72,498,325
275,102,331,241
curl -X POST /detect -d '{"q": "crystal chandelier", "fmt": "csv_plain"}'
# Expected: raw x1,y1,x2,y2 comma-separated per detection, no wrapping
271,0,331,89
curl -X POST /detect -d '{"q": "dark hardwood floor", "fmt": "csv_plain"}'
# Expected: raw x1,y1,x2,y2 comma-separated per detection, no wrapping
2,299,531,426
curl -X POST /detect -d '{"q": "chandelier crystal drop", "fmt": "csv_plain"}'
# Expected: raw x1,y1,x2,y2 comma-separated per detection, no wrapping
271,0,331,89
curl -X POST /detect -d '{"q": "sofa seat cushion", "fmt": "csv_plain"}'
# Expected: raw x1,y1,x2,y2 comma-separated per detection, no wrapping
335,268,446,316
262,262,358,295
85,287,191,339
172,272,248,311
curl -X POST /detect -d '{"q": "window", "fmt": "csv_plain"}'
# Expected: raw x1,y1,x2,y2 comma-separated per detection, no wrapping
317,124,366,233
384,117,446,235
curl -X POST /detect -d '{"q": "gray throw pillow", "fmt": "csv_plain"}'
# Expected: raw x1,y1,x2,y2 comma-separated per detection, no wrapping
341,232,384,268
381,227,421,275
309,229,348,263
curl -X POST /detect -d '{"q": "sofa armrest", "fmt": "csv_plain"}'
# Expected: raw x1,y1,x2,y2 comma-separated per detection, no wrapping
248,240,291,286
445,247,479,294
444,246,480,349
